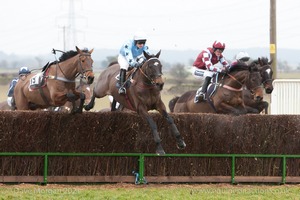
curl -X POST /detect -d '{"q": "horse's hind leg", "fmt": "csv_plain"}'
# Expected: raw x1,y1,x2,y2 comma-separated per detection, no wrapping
162,110,186,149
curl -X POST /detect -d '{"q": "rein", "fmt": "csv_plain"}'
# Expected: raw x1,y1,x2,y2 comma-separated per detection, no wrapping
138,68,157,86
48,53,92,83
220,73,244,91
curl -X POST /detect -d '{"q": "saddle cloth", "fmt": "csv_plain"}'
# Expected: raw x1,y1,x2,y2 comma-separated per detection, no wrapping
28,72,47,91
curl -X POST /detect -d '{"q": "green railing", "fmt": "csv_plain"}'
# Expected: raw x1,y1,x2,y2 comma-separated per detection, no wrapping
0,152,299,184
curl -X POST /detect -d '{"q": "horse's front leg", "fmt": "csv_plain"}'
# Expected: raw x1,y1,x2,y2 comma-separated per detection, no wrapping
66,92,85,114
84,91,96,111
157,102,186,150
245,105,260,114
138,108,165,155
258,101,269,114
218,102,248,115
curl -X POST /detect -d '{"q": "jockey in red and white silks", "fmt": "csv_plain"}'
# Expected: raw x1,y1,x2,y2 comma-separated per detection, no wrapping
192,40,230,103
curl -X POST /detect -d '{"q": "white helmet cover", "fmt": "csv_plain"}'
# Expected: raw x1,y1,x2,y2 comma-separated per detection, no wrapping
133,31,147,41
236,51,250,61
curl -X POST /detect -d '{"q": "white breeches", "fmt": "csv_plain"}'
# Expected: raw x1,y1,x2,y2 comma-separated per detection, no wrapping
118,55,130,70
192,67,215,79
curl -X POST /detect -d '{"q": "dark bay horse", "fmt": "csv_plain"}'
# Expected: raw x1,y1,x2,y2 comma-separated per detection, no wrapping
170,64,263,115
243,57,273,114
14,47,94,113
85,51,186,155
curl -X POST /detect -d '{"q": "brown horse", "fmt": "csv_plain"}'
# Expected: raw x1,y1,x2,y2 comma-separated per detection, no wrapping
14,47,94,113
48,80,93,112
85,51,186,155
243,57,273,114
170,64,263,115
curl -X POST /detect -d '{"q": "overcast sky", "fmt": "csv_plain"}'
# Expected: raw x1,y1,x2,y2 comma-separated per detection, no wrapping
0,0,299,56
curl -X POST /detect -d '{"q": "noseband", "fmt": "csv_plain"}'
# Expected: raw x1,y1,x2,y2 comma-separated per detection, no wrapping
78,53,93,78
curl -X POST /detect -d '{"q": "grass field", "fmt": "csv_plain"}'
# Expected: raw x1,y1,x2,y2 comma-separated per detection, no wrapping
0,183,299,199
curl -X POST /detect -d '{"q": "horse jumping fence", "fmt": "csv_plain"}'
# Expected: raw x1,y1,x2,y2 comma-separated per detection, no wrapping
0,152,299,185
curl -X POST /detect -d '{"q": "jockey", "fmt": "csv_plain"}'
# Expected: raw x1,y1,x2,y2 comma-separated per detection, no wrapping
117,31,151,94
230,51,250,68
192,40,230,103
7,66,31,109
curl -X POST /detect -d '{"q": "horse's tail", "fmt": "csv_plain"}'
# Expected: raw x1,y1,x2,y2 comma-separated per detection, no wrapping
168,96,179,113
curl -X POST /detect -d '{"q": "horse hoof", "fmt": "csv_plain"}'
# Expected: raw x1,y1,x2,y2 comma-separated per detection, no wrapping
177,140,186,149
156,149,165,156
84,102,95,111
84,105,90,111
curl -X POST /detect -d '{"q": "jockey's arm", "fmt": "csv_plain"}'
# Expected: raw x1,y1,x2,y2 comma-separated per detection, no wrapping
202,52,219,72
124,44,137,67
220,57,230,68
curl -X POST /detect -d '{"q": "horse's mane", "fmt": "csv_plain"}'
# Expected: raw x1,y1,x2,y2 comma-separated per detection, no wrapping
250,57,269,66
59,49,89,62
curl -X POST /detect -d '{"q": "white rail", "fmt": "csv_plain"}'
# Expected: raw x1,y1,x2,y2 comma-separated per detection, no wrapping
271,79,300,114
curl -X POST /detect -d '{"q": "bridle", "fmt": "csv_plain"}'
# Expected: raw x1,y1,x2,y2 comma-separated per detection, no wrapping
78,53,93,79
138,58,162,86
49,52,93,83
221,70,262,95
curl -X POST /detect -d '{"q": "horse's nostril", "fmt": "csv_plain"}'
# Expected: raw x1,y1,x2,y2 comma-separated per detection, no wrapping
256,96,263,102
266,88,273,94
88,76,94,84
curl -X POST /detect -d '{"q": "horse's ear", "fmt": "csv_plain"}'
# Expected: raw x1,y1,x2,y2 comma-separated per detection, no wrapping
269,59,273,65
89,48,94,54
143,51,150,60
258,57,264,66
155,50,161,58
76,46,82,53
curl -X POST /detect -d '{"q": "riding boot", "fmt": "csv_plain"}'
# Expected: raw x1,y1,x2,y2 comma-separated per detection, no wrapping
118,69,127,94
194,76,212,103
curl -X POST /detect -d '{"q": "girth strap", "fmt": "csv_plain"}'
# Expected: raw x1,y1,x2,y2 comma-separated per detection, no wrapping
38,87,50,106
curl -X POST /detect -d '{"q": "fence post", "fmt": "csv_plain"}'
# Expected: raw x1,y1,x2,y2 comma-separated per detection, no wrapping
138,154,145,184
43,154,48,185
231,155,235,184
282,156,286,184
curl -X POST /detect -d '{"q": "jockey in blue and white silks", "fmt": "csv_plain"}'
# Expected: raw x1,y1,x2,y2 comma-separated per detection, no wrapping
117,31,151,94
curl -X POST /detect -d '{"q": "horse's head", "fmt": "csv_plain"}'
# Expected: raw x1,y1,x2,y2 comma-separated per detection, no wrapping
76,46,95,84
139,50,164,90
246,65,264,102
257,57,274,94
